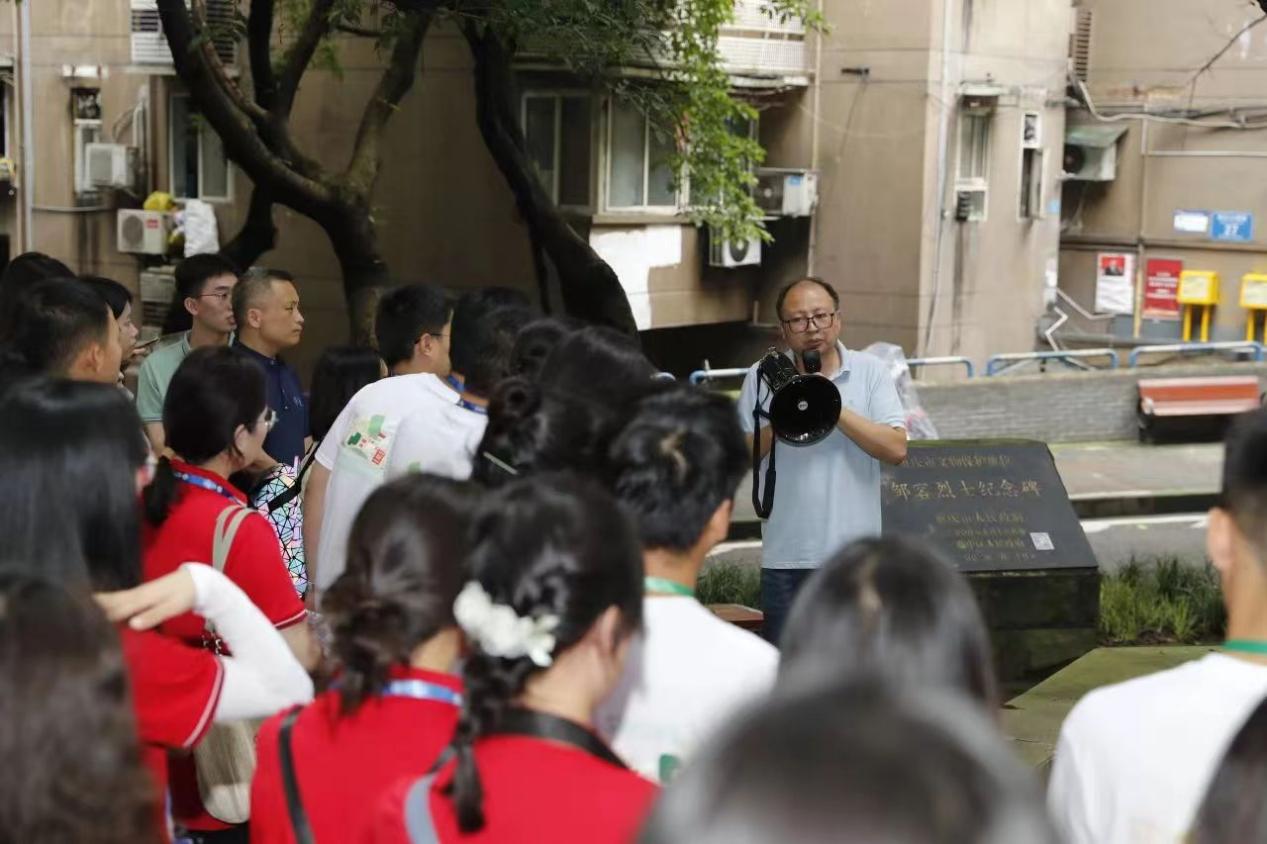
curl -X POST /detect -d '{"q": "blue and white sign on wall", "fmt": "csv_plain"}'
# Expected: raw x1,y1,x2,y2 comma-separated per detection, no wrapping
1211,211,1255,243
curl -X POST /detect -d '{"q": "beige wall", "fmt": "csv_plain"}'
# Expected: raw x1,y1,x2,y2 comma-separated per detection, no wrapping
1059,0,1267,343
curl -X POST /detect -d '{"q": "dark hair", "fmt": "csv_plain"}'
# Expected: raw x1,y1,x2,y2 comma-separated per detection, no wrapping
510,317,577,380
1219,408,1267,552
1192,695,1267,843
374,284,452,370
310,346,384,441
609,386,748,551
0,277,111,377
0,574,160,844
638,683,1058,844
231,266,295,328
0,379,148,591
449,287,535,385
322,474,478,713
161,253,239,334
537,325,659,412
473,378,608,487
81,275,133,320
775,276,840,320
779,536,999,710
143,346,267,526
0,252,73,336
459,306,535,397
448,473,644,832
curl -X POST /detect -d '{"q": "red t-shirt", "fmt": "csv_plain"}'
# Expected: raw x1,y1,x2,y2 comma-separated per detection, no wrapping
367,732,658,843
251,666,463,844
120,627,224,839
142,460,307,831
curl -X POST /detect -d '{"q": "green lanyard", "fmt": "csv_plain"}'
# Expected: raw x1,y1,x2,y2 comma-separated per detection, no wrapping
644,577,695,599
1224,640,1267,656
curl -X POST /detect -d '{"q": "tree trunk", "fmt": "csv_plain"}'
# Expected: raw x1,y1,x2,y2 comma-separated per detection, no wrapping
321,202,391,345
220,185,278,270
464,27,639,338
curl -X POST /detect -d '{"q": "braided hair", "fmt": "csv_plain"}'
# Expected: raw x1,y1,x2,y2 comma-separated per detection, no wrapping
448,472,644,832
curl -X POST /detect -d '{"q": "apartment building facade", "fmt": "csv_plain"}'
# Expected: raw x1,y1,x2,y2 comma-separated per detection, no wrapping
4,0,1074,374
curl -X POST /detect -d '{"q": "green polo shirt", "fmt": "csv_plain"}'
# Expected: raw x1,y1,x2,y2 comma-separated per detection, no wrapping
135,332,193,423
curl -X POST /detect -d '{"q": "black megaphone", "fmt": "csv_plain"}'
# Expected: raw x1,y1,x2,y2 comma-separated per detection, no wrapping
756,348,842,446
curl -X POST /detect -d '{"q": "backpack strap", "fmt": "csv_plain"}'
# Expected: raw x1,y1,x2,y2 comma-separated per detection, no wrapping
279,705,317,844
402,774,441,844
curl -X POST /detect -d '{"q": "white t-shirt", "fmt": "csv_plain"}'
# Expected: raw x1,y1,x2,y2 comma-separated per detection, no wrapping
596,596,778,783
1048,652,1267,844
384,399,487,483
313,374,466,593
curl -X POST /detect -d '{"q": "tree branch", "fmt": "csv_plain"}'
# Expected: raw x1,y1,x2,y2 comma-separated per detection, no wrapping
248,0,278,111
344,10,431,192
275,0,339,119
156,0,336,219
220,183,279,269
463,24,638,336
337,23,385,38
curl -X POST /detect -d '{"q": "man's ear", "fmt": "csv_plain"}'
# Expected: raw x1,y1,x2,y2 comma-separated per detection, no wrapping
184,297,198,317
702,499,733,549
1208,507,1237,577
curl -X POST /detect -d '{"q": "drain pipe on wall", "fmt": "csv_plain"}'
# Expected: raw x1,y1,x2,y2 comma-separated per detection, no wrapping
805,0,824,277
17,0,34,251
922,0,956,357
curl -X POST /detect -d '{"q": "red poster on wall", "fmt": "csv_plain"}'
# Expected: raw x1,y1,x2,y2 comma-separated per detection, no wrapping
1143,259,1183,320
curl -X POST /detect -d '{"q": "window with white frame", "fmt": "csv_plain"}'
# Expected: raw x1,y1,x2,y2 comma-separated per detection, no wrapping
522,93,593,207
605,99,680,212
956,111,991,222
1019,148,1043,219
170,93,230,201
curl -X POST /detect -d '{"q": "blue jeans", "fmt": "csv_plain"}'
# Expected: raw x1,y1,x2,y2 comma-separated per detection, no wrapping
760,567,814,647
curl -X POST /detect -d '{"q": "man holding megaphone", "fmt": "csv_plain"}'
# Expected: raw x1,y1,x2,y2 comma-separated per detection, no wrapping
737,277,909,645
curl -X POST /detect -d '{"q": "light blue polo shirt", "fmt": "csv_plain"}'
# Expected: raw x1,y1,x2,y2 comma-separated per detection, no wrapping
737,342,907,569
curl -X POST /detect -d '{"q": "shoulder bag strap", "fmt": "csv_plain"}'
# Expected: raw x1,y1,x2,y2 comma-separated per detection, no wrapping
267,442,322,515
204,504,253,638
279,705,317,844
402,773,442,844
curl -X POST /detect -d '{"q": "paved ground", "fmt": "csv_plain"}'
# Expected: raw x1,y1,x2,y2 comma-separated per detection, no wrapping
718,440,1222,573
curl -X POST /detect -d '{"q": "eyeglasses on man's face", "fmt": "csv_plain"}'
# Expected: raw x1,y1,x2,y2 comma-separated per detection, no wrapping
197,290,233,303
261,408,278,431
781,310,838,334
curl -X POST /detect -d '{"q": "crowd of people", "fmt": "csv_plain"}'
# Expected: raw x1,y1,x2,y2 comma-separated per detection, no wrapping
0,250,1266,844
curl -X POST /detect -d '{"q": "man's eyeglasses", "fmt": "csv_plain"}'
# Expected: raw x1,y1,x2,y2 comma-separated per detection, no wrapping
781,311,838,334
197,290,232,302
261,408,278,431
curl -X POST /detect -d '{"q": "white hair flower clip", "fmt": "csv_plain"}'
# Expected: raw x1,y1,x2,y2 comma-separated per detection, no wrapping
454,581,560,668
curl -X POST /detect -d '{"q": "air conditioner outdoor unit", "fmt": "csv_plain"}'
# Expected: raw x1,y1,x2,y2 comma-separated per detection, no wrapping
138,266,176,341
755,168,819,217
86,143,137,189
709,233,762,268
118,210,172,255
1062,143,1117,182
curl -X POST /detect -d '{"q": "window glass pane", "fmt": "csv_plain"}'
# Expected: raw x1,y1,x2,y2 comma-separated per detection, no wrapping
958,114,990,182
647,124,677,207
200,120,229,199
609,99,645,208
524,97,557,199
558,98,591,207
171,95,197,198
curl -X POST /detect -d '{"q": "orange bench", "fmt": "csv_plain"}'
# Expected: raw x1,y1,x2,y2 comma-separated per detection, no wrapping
707,603,763,633
1138,376,1262,441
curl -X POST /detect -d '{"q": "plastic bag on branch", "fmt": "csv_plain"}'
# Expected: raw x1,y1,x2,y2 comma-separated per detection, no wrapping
179,199,221,256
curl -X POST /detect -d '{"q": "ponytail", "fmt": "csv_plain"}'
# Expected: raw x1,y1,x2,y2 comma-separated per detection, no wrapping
142,457,180,527
450,653,539,832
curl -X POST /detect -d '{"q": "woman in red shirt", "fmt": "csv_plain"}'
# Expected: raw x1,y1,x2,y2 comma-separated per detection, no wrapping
251,474,476,843
371,472,657,843
141,347,320,839
0,377,313,843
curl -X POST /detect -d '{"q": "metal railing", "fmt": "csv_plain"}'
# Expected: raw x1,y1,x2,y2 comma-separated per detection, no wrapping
1128,341,1265,368
985,348,1120,377
906,356,975,379
688,367,750,386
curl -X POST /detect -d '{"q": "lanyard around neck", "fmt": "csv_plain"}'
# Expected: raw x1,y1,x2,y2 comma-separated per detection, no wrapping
1224,640,1267,657
382,678,462,707
444,373,486,415
173,470,239,503
490,708,626,769
644,576,695,598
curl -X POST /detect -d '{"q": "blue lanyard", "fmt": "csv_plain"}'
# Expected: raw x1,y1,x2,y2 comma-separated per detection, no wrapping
382,678,462,707
445,374,486,416
173,470,240,503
